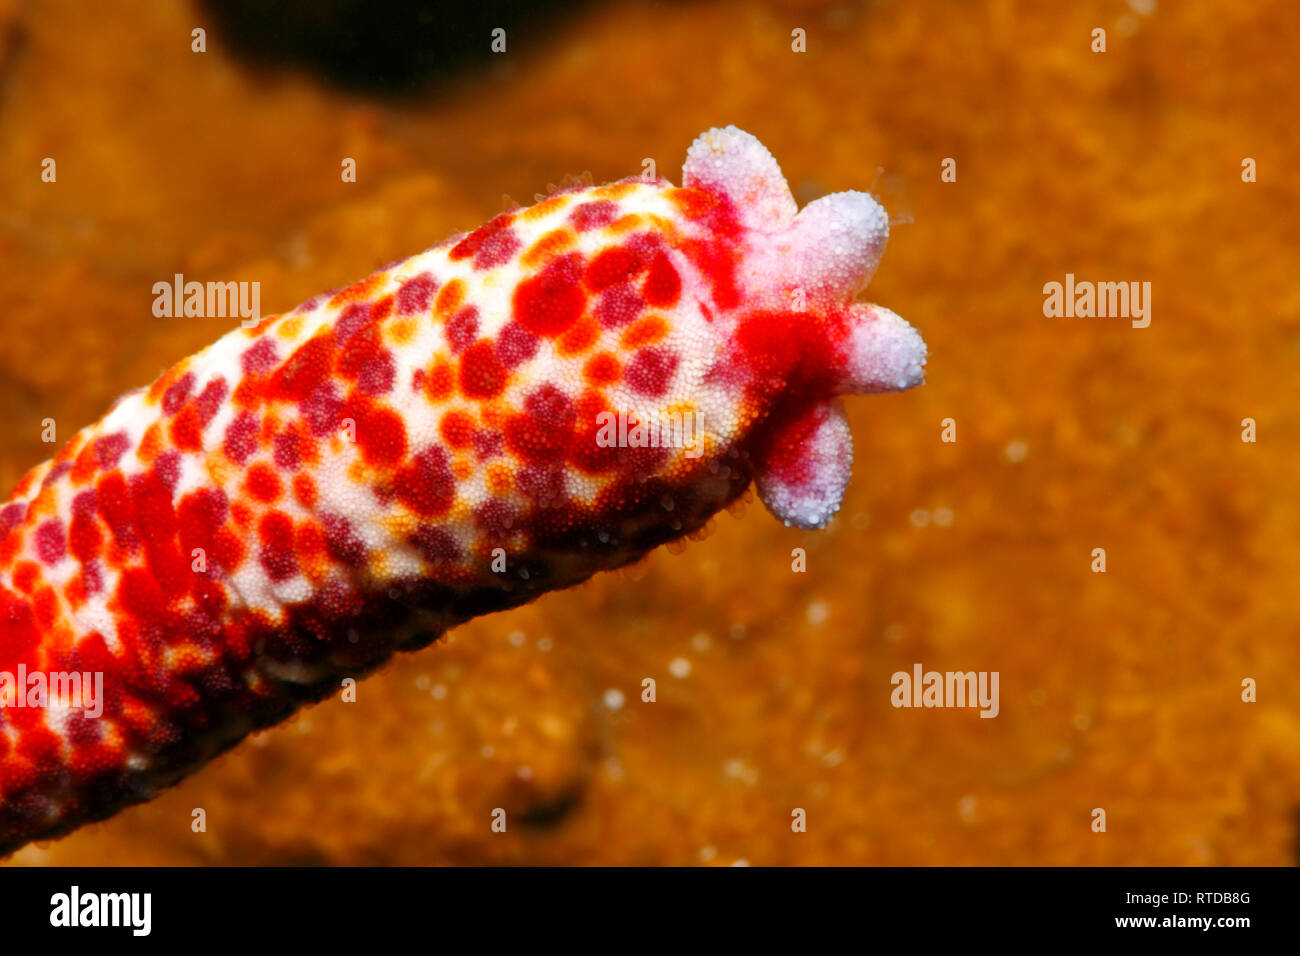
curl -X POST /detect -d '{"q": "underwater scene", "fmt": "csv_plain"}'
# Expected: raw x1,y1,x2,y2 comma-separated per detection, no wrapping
0,0,1297,869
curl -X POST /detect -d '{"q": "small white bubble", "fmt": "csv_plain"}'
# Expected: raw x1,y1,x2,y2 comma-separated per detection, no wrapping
958,795,977,823
1004,439,1028,462
507,630,526,647
669,657,692,678
481,745,495,758
730,859,750,867
910,508,931,527
516,765,534,780
690,632,712,652
537,637,553,652
431,684,447,700
699,845,717,862
933,507,954,527
806,600,829,626
415,675,431,691
603,688,625,711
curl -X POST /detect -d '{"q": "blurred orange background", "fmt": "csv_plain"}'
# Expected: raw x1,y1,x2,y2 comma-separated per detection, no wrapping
1,0,1298,864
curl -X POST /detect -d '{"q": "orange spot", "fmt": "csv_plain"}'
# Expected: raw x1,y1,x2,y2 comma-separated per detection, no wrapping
137,423,164,463
595,182,638,200
557,315,600,356
620,314,669,350
241,314,276,337
608,213,643,233
584,351,622,386
440,410,476,449
424,358,456,401
293,473,317,509
522,228,574,269
522,195,567,220
330,274,381,307
13,561,39,594
487,464,513,495
70,443,98,485
245,463,283,503
277,315,304,339
668,187,721,220
370,295,394,323
452,457,473,481
388,317,417,345
435,279,465,317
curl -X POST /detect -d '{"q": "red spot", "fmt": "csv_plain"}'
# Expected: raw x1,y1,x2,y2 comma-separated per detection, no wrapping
118,566,167,626
336,301,375,343
240,338,280,376
193,378,229,424
271,334,336,401
320,513,366,567
516,463,564,504
396,273,438,314
69,493,102,562
170,407,202,451
293,473,317,509
130,470,188,598
473,429,503,460
681,237,740,311
567,392,622,474
513,253,586,337
162,372,195,416
155,450,181,490
347,398,408,466
222,412,260,464
394,447,455,517
34,519,66,564
273,429,302,470
94,432,130,468
459,339,508,399
450,213,515,262
0,502,26,538
177,487,229,569
474,500,517,541
411,526,460,564
12,561,38,594
504,384,576,462
439,410,476,449
446,306,479,354
584,247,637,291
474,228,521,270
584,352,622,386
258,511,298,582
625,347,679,396
338,326,396,395
303,383,343,436
642,251,682,307
496,322,540,368
96,471,137,548
570,200,619,232
594,283,644,328
246,463,284,503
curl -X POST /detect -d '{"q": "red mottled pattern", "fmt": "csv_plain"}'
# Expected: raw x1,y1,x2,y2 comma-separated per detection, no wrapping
0,128,926,853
